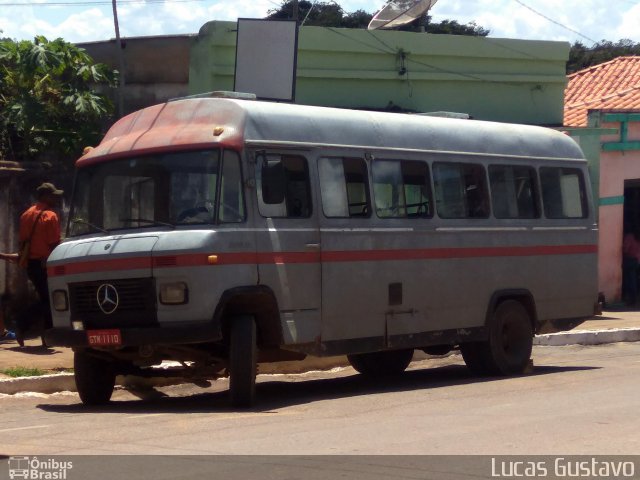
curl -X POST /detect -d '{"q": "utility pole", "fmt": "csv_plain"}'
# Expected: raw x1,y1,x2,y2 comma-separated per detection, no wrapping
112,0,126,117
293,0,299,23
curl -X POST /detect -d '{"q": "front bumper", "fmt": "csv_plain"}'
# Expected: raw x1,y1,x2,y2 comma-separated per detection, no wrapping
44,322,222,348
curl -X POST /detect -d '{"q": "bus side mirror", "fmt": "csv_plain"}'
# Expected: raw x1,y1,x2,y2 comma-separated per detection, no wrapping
261,160,286,205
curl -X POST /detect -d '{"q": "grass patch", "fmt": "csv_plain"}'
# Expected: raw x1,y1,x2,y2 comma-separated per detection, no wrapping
1,366,46,378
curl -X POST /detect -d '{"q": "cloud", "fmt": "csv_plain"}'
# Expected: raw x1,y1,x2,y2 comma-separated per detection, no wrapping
615,3,640,42
2,0,640,44
207,0,272,21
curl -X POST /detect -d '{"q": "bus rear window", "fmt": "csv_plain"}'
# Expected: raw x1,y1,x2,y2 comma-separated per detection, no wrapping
540,167,588,219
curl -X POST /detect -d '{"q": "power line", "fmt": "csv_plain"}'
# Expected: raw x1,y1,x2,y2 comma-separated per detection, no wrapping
513,0,598,45
0,0,205,6
328,28,524,88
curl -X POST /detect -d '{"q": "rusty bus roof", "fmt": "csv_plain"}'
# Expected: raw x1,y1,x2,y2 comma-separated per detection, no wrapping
77,98,585,167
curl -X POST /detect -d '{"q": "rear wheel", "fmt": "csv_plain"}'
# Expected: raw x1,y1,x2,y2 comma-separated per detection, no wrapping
74,350,116,405
229,315,257,407
347,349,414,376
459,341,491,375
461,300,533,376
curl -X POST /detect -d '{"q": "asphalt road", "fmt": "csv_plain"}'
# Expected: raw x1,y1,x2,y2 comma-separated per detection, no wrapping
0,342,639,460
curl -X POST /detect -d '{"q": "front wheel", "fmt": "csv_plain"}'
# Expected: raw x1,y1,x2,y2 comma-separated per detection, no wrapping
347,349,414,377
228,315,257,407
74,350,116,405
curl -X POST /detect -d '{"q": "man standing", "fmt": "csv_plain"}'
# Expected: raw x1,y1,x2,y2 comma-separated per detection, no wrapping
15,182,63,347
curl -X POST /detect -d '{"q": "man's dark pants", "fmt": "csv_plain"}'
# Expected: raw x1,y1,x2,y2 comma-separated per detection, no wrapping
16,260,52,333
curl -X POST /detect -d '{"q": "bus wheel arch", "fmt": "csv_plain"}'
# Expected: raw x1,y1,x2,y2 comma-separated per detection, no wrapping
217,285,283,349
461,292,536,376
485,290,537,333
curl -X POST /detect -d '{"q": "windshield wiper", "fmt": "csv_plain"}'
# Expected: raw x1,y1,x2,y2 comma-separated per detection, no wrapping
119,218,176,229
71,218,110,234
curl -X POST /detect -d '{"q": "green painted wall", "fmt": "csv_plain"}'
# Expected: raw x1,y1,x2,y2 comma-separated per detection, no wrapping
190,21,570,125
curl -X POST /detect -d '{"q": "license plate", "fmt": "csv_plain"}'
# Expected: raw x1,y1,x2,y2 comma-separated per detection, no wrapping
86,329,122,346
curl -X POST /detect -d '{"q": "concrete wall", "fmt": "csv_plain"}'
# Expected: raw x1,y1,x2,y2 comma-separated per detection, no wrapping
190,21,570,125
596,115,640,302
78,35,192,116
0,164,71,322
568,112,640,303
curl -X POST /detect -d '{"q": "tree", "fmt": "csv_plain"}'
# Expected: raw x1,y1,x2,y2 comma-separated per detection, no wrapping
424,17,489,36
0,36,116,166
267,1,344,27
340,9,373,29
265,1,489,35
568,39,640,74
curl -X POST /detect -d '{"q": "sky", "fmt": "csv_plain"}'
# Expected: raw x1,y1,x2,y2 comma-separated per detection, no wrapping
1,0,640,45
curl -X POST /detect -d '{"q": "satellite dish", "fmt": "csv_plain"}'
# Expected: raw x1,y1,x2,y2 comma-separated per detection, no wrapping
368,0,439,30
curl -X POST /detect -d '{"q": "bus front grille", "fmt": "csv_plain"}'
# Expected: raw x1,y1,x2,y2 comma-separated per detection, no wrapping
68,277,157,328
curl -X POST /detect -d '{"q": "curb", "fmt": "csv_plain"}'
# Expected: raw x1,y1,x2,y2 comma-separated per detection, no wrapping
1,329,639,395
533,327,640,346
0,372,75,395
0,357,350,396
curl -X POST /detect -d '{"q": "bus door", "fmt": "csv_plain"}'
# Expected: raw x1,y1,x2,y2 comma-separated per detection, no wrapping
252,151,322,346
317,155,387,352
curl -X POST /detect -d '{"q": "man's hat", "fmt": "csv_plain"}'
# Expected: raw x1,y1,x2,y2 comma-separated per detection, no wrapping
36,182,64,196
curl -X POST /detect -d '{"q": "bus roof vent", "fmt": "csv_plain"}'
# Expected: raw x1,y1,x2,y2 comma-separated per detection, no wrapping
169,91,257,102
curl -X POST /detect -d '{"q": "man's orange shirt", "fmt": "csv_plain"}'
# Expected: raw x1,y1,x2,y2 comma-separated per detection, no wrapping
19,202,61,261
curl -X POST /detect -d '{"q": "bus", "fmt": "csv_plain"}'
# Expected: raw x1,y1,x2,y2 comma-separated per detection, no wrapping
45,94,599,407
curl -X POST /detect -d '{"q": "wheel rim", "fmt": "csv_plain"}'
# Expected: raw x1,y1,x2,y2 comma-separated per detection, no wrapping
500,312,531,366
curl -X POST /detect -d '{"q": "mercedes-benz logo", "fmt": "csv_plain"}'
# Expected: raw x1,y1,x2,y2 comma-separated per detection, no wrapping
96,283,119,315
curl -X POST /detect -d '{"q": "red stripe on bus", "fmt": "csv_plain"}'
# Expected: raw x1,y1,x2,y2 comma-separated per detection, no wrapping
47,244,596,277
321,244,598,262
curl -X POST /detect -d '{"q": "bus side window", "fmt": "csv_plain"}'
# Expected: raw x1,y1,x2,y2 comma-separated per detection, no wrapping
372,160,432,218
319,157,371,218
218,150,246,223
257,154,312,218
540,167,588,219
489,165,539,219
434,162,489,219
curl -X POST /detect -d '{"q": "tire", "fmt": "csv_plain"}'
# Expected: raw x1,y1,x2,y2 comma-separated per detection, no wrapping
347,349,413,377
461,300,533,376
74,350,116,405
229,315,257,407
422,345,453,356
459,341,491,375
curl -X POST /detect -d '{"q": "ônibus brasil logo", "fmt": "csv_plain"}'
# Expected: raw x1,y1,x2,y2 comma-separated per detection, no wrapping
8,457,73,480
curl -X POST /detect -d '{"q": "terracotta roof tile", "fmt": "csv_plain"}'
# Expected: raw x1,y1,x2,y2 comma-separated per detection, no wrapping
564,56,640,126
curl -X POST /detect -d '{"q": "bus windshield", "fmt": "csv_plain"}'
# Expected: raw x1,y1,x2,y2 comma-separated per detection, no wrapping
68,149,245,237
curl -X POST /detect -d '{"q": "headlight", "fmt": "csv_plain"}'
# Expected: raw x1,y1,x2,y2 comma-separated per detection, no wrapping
52,290,69,311
159,282,189,305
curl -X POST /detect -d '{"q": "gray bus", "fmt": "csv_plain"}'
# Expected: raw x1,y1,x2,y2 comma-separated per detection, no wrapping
45,95,599,407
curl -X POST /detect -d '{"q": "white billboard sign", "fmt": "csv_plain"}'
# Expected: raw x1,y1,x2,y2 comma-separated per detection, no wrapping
234,19,298,102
